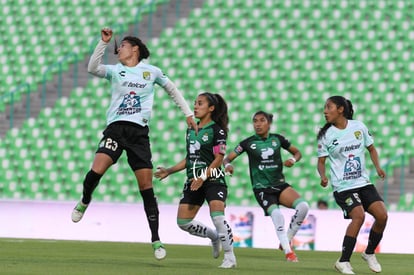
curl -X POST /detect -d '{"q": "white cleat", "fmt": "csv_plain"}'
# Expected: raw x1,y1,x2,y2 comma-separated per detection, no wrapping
219,254,237,269
152,241,166,260
212,237,221,258
71,202,88,223
334,260,355,274
362,252,382,273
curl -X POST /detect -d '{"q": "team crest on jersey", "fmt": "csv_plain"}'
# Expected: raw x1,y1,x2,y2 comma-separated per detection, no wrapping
143,71,151,80
354,130,362,140
271,139,278,147
202,133,209,142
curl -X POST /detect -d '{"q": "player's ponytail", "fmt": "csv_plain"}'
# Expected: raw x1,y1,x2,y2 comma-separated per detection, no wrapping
201,92,229,135
114,37,119,54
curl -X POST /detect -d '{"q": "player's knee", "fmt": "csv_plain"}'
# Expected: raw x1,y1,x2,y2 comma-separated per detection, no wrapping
352,212,365,227
177,219,195,234
376,212,388,228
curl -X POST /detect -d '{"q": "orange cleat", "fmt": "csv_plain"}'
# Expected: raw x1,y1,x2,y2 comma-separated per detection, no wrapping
286,252,298,262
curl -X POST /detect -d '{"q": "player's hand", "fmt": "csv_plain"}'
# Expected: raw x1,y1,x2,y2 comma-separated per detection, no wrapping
186,116,198,134
377,168,386,179
101,27,113,43
154,167,169,180
320,176,329,187
224,164,234,176
283,159,295,167
190,177,204,191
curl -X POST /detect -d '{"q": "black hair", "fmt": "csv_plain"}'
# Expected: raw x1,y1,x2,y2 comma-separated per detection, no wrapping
317,199,328,208
252,110,273,123
317,95,354,140
199,92,229,134
114,36,150,61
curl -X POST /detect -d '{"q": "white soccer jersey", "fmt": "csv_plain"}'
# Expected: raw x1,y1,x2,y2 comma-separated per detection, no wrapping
88,40,192,127
103,62,168,126
317,120,374,192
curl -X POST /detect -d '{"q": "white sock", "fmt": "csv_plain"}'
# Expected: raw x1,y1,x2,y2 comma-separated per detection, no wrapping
270,208,291,254
287,201,309,241
212,215,234,254
178,219,218,240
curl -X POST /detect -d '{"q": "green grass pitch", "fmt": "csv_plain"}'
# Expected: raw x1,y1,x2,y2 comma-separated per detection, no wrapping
0,238,411,275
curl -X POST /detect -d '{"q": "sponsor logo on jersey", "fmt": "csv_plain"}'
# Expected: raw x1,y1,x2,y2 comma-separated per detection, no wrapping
343,154,362,180
122,81,147,88
116,91,142,115
339,143,362,154
189,140,200,154
119,71,126,77
260,147,274,159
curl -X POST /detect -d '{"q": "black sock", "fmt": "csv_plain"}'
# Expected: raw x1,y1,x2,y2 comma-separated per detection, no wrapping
81,170,102,204
339,235,356,262
365,230,383,254
140,188,160,243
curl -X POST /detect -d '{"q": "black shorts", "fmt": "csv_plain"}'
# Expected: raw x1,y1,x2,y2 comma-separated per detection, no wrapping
96,121,152,171
253,183,291,216
179,179,228,206
334,184,384,219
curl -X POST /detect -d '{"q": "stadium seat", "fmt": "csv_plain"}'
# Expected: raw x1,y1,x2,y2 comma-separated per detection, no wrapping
1,0,413,208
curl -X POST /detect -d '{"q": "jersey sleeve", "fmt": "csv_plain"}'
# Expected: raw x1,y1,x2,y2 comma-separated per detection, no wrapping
153,66,170,87
276,134,291,150
155,66,193,117
212,126,227,155
87,40,108,78
361,121,374,147
103,64,116,80
317,137,329,157
234,138,248,155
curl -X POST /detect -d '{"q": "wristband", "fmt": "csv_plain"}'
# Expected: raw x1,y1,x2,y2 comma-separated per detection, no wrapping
289,157,296,163
200,173,207,181
224,163,232,168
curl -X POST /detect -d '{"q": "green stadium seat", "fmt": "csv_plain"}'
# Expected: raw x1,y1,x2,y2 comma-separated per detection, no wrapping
1,0,413,208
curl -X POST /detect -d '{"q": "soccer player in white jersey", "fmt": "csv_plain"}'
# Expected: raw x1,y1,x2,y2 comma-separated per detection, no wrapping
71,27,197,260
317,96,388,274
155,93,237,269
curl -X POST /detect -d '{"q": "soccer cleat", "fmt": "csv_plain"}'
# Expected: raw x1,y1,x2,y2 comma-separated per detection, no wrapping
285,252,299,262
211,237,221,258
152,241,166,260
71,201,88,223
334,260,355,274
362,252,382,273
218,254,237,269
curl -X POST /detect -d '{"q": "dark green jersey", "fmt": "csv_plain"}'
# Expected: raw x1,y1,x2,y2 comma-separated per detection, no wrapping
185,121,227,184
234,133,291,189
